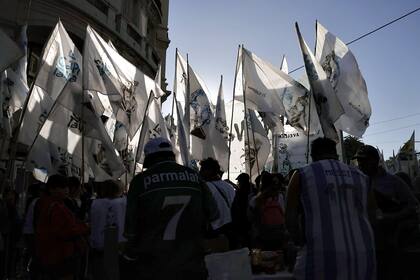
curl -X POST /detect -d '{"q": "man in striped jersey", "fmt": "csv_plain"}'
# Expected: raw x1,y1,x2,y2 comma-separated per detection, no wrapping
286,137,376,280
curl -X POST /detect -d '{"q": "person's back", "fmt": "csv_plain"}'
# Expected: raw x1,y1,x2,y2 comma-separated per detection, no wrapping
206,179,235,230
124,138,218,280
298,159,375,279
287,138,376,280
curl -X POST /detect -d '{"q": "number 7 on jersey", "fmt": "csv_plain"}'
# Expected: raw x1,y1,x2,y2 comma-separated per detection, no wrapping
161,195,191,240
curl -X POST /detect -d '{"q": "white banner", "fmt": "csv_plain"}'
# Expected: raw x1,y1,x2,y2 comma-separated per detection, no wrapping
315,21,371,137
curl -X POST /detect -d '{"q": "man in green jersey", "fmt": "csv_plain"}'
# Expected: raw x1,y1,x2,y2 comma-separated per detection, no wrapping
124,137,219,280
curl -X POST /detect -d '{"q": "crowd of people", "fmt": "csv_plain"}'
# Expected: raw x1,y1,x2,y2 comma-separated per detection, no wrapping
0,136,419,280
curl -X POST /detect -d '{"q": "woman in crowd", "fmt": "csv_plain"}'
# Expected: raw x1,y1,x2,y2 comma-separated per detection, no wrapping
249,172,286,250
34,174,89,280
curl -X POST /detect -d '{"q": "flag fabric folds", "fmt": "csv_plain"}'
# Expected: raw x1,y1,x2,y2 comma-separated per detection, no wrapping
20,21,124,181
0,28,23,73
215,76,230,142
0,25,29,158
236,47,320,135
175,51,229,170
315,21,371,137
244,109,271,180
83,25,164,139
226,100,246,180
18,21,82,148
296,23,344,141
5,25,29,114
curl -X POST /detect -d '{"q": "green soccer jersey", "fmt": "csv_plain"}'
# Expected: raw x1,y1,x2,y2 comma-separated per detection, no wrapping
124,160,218,278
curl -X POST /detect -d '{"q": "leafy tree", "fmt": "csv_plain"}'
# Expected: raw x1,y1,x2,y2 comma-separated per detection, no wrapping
343,135,364,164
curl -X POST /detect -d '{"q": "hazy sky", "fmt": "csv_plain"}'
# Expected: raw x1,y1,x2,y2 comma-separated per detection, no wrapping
163,0,420,159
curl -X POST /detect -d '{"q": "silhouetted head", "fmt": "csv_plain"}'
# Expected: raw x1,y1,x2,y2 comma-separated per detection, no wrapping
199,158,221,181
46,174,69,200
310,137,338,162
354,145,380,176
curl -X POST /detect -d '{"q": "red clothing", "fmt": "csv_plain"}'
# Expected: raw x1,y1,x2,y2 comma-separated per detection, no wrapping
35,195,89,265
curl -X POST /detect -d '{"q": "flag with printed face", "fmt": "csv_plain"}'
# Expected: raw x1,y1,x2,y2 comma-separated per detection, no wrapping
245,109,271,180
296,23,344,141
83,25,164,139
18,21,83,148
226,100,246,180
33,99,126,181
135,95,171,163
236,47,320,135
176,51,229,170
315,21,371,137
0,28,23,73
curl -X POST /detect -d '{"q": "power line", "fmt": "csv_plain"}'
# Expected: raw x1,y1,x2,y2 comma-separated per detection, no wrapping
289,6,420,74
370,112,420,125
363,123,420,137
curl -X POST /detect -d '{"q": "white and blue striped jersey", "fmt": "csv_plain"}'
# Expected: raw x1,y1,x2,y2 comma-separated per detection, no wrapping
297,159,376,280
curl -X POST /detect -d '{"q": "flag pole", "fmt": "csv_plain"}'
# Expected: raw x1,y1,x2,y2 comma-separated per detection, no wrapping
227,45,241,180
249,111,261,176
241,45,253,177
306,91,312,164
6,22,61,186
81,93,85,184
186,53,191,153
133,91,154,177
124,132,129,187
170,48,178,129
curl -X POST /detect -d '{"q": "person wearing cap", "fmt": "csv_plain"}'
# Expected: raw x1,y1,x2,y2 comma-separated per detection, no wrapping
286,137,376,280
355,144,420,280
124,137,219,280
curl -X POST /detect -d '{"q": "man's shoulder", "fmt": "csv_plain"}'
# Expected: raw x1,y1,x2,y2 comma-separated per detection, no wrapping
212,180,236,193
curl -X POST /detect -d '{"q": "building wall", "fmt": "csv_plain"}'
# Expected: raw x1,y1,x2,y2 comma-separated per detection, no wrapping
0,0,170,90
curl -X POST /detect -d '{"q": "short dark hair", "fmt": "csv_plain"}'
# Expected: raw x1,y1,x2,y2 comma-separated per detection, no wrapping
311,137,337,159
200,158,221,174
46,174,67,190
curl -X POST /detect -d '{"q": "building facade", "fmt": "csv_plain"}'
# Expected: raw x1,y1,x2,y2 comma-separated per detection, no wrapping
0,0,170,91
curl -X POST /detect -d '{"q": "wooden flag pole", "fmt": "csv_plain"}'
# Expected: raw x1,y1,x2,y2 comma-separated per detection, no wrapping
227,45,241,180
185,53,191,153
241,45,254,177
170,48,178,129
306,91,312,164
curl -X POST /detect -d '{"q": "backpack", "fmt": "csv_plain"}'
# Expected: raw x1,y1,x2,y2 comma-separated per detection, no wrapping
260,196,284,226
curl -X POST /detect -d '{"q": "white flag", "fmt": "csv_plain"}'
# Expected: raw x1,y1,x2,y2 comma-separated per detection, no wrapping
35,100,125,181
176,51,229,170
280,55,288,74
84,25,164,139
135,95,171,163
0,28,23,73
226,100,247,180
18,21,83,148
215,76,229,142
236,47,319,135
5,25,29,113
295,23,344,141
175,100,189,166
245,109,271,180
315,21,371,137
